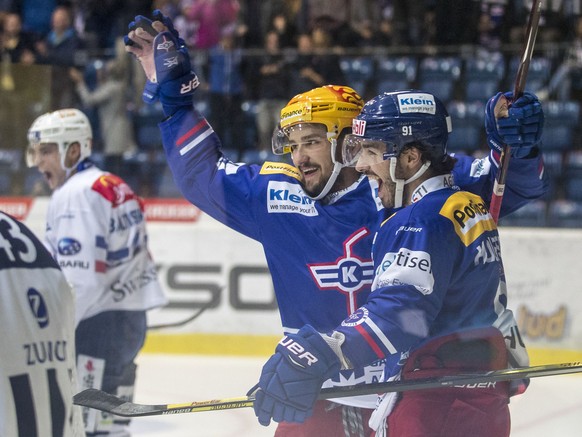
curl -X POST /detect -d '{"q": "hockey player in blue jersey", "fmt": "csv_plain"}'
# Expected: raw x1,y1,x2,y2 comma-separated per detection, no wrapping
252,91,529,436
125,13,546,436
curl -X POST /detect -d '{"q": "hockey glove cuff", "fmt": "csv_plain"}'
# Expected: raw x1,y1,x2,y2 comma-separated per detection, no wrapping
252,325,341,426
153,31,199,116
485,91,544,159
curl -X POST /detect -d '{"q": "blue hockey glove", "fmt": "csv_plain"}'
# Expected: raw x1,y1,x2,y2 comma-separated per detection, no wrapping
252,325,340,426
485,91,544,158
125,10,195,110
153,31,199,115
125,15,158,47
151,9,186,47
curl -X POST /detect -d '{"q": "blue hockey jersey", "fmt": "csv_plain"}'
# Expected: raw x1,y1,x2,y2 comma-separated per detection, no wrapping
159,107,545,406
336,174,526,374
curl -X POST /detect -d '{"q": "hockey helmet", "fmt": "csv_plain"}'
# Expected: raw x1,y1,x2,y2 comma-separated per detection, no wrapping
272,85,363,155
342,90,452,166
27,108,92,169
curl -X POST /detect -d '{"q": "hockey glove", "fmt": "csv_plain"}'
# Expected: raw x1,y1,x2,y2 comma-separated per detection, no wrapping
125,15,160,83
125,10,196,111
485,91,544,158
252,325,341,426
152,31,199,115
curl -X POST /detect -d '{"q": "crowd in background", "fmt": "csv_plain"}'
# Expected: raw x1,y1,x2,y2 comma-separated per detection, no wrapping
1,1,582,209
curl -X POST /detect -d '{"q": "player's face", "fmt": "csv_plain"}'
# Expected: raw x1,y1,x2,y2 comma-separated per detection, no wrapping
28,142,67,190
356,143,405,209
287,124,334,197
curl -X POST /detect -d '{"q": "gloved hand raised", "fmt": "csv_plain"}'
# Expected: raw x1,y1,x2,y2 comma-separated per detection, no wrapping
251,325,341,426
485,91,544,158
124,10,198,113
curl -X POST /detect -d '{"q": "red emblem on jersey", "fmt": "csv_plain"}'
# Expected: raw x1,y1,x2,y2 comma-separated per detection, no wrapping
91,174,139,208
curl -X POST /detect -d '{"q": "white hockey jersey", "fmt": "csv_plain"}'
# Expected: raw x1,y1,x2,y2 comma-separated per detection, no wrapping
44,163,167,324
0,211,84,437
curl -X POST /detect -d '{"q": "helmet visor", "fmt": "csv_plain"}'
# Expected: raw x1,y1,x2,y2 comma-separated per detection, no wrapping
272,123,329,155
342,134,399,167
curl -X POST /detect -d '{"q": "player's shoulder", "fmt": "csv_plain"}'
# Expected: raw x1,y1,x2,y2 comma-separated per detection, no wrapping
438,190,496,246
258,161,301,181
89,171,141,208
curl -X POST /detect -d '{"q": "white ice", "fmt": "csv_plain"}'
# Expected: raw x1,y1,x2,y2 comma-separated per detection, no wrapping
130,354,582,437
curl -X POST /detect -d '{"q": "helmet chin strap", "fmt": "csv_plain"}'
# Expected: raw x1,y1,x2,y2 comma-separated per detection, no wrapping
60,144,83,179
307,137,344,201
389,158,431,208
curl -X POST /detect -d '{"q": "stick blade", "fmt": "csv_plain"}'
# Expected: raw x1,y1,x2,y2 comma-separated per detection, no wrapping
73,388,163,417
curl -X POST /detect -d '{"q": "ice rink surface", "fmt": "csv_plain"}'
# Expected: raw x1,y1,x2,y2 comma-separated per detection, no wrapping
129,354,582,437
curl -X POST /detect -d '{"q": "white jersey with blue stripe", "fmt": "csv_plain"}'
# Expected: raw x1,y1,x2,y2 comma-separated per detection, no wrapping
0,212,85,437
44,164,167,324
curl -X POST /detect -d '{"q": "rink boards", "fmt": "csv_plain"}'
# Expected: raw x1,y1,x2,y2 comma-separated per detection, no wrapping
4,195,581,364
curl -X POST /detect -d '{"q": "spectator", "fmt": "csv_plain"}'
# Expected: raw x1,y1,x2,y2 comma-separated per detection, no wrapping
268,11,297,48
287,29,344,96
69,40,137,177
1,12,37,64
539,15,582,101
250,30,289,151
183,0,240,49
207,28,246,151
36,5,86,109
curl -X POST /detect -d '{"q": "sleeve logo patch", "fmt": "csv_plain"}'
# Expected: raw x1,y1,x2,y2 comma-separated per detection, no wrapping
260,161,302,180
440,192,496,246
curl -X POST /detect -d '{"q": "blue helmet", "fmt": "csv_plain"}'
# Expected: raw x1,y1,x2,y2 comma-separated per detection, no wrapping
345,90,452,163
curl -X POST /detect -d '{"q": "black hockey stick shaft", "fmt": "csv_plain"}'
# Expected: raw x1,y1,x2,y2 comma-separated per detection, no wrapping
147,305,209,330
489,0,543,223
73,361,582,417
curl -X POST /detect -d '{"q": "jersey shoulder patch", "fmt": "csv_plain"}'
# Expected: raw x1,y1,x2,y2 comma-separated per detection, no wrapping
91,174,140,207
259,161,301,181
439,191,496,246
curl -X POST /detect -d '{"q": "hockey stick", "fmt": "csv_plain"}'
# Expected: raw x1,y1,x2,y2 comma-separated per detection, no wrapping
489,0,543,223
73,361,582,417
147,306,209,330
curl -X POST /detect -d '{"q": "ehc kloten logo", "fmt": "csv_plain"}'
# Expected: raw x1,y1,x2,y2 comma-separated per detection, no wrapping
308,228,374,313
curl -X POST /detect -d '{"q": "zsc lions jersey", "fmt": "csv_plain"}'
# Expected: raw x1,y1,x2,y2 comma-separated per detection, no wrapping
0,212,84,437
160,108,545,407
44,162,168,325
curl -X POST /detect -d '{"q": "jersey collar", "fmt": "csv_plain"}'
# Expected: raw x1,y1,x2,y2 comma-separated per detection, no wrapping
410,174,455,203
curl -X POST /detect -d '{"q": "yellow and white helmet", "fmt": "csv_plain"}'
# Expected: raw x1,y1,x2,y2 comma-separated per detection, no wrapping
272,85,363,200
27,108,92,170
272,85,364,155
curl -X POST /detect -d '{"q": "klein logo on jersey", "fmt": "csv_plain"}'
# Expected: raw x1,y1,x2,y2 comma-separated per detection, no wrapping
352,119,366,136
267,181,317,216
309,228,374,314
397,93,436,114
375,248,434,295
27,288,49,328
57,237,82,256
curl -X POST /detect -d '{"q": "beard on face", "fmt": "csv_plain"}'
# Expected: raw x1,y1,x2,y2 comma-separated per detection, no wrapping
300,170,327,198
